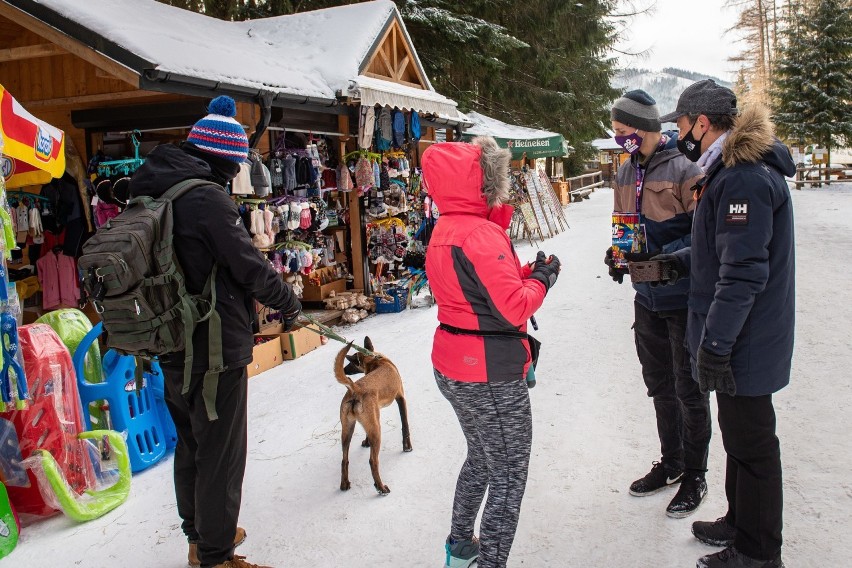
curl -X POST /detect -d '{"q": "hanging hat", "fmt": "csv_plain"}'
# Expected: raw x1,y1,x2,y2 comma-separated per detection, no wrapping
186,96,250,164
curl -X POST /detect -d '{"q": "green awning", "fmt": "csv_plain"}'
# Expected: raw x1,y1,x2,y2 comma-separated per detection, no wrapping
460,111,568,159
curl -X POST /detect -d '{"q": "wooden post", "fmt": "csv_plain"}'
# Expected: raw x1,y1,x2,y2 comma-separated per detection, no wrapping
445,128,454,142
339,113,366,292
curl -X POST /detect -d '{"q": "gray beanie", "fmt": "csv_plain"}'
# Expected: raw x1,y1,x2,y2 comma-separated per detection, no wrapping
611,89,661,132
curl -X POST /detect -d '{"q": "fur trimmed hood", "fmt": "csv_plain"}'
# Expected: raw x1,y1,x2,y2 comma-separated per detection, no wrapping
421,137,512,218
721,105,796,177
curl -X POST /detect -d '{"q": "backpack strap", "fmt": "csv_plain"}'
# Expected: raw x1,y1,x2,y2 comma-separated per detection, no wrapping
154,178,225,421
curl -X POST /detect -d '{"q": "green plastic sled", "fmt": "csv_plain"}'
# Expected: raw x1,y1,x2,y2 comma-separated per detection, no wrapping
35,430,131,522
0,481,19,559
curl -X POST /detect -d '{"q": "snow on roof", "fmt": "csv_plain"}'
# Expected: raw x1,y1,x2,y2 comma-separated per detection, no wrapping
463,111,561,140
23,0,460,116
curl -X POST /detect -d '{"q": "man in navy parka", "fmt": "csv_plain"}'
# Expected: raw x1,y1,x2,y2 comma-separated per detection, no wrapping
656,80,795,568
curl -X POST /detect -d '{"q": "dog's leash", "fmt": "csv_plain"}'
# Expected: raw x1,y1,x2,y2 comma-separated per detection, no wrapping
296,313,381,358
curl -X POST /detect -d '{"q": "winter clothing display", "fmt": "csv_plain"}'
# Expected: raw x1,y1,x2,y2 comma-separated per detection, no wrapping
35,250,79,310
230,163,253,195
185,96,250,164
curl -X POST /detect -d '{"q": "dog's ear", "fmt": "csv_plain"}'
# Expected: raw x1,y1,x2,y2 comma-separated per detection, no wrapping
346,354,359,364
364,336,374,351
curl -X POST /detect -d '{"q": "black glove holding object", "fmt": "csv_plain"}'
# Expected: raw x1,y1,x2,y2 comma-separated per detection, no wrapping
649,253,689,286
604,247,628,284
281,300,303,332
696,346,737,396
622,251,660,262
529,251,561,292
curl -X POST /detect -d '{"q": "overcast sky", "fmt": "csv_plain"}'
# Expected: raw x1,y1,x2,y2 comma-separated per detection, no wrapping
612,0,745,82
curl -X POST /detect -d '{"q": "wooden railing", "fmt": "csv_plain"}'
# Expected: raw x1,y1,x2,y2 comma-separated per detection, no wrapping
565,171,604,201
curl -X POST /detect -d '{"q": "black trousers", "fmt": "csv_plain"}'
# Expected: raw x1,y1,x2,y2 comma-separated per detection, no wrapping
633,301,711,472
164,366,248,568
717,393,783,560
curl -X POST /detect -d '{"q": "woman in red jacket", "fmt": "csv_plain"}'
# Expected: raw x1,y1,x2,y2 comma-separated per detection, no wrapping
423,137,561,568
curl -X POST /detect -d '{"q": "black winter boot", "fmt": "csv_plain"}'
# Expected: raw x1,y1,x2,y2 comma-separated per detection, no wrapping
692,516,736,547
696,547,784,568
666,473,707,518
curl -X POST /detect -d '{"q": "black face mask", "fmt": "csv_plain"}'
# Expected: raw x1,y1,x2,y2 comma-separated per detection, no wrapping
677,120,706,162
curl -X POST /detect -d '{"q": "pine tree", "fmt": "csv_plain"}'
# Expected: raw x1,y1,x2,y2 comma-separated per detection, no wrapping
772,0,852,165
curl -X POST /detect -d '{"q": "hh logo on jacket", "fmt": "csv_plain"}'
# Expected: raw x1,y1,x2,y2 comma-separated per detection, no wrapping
725,200,749,225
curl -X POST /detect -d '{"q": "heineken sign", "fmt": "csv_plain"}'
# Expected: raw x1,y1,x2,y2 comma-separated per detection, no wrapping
463,133,566,159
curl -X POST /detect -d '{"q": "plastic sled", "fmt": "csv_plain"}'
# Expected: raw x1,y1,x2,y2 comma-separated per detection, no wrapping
0,481,20,559
33,430,130,522
72,323,171,472
1,325,96,516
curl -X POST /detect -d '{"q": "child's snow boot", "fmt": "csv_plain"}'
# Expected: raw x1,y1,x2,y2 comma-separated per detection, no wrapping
445,534,479,568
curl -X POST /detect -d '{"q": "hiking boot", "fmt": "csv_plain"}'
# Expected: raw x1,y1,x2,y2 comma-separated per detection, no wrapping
697,547,784,568
211,555,272,568
666,474,708,518
629,461,683,496
188,527,247,567
693,517,737,547
445,535,479,568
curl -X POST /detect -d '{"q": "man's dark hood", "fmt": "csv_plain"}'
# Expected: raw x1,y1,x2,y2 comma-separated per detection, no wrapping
129,144,219,198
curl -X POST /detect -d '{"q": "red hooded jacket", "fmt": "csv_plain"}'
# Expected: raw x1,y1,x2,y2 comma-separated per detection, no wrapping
423,142,546,383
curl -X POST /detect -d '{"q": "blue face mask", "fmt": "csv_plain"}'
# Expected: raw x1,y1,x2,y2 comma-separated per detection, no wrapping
614,132,644,155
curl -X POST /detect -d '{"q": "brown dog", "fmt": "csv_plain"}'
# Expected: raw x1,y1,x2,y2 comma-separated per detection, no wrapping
334,337,412,495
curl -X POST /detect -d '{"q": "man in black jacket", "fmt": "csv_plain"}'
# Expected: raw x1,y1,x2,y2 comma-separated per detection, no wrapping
658,81,794,568
129,96,300,568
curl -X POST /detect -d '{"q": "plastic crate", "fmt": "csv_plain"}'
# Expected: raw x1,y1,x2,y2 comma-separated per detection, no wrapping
374,287,408,314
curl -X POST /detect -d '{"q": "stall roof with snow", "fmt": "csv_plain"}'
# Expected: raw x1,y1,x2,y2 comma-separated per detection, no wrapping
461,111,568,159
0,0,467,123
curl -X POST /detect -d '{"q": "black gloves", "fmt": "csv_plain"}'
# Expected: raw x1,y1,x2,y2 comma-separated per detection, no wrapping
604,247,628,284
529,251,561,292
622,251,659,262
696,347,737,396
649,253,689,286
281,301,302,332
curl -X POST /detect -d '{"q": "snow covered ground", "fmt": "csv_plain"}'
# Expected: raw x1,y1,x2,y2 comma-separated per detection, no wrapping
10,184,852,568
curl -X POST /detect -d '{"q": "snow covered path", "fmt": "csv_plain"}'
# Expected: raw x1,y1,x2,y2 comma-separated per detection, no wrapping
10,185,852,568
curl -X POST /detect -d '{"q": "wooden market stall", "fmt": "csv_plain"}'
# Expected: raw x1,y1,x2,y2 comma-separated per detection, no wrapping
0,0,470,317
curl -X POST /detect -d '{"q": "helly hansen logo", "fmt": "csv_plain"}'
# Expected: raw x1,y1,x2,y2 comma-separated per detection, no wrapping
725,200,749,225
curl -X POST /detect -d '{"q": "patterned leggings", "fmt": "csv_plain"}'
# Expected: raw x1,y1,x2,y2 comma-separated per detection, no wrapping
435,370,533,568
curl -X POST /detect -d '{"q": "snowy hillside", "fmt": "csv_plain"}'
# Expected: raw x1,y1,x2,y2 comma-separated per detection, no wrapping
613,68,734,117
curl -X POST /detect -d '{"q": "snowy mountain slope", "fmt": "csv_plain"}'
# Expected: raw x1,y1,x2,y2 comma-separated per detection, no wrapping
613,68,734,118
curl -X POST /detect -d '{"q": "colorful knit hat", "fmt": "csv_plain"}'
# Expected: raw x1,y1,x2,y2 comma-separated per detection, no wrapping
186,96,249,163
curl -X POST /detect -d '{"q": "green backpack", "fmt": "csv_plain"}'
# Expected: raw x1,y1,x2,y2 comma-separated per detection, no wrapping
79,179,223,420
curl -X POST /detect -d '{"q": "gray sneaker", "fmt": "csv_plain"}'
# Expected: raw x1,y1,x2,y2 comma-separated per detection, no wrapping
445,535,479,568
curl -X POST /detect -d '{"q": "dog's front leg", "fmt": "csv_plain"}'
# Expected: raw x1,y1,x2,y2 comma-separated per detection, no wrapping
340,415,356,491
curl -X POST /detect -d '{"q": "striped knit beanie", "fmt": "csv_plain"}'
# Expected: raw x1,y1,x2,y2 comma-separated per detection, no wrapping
186,96,249,163
611,89,661,132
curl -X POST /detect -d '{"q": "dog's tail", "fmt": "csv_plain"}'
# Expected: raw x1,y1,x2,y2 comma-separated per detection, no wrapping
334,343,356,394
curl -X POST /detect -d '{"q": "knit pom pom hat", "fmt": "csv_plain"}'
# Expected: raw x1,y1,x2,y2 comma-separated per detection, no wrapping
610,89,661,132
186,96,250,164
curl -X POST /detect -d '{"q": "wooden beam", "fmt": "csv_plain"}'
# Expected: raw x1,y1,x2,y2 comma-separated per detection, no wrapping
0,43,65,62
395,55,410,82
23,89,164,109
0,3,139,87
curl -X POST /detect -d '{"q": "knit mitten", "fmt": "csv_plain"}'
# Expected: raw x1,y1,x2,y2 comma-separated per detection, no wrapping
299,203,312,230
288,202,301,230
